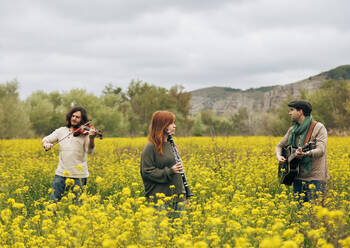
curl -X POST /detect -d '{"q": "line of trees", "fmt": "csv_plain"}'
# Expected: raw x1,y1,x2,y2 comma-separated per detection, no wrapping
1,78,350,139
0,80,192,138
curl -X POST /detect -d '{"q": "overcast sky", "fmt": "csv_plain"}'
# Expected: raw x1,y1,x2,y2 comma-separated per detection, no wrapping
1,0,349,99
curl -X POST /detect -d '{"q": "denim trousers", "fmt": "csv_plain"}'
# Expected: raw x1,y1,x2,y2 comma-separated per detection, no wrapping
293,179,326,202
50,175,87,203
154,201,186,219
164,201,186,211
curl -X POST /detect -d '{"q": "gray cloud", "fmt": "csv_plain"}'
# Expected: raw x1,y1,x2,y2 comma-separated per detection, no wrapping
0,0,349,98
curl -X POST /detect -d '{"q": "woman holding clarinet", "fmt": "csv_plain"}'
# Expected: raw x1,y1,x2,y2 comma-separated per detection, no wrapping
140,110,192,211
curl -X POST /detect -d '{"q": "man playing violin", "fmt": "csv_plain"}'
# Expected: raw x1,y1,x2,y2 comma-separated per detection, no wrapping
42,106,96,203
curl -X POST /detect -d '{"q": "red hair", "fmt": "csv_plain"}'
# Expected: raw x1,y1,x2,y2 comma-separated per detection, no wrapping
148,111,176,154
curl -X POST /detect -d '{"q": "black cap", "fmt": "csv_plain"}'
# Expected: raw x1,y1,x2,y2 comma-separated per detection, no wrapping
288,100,312,116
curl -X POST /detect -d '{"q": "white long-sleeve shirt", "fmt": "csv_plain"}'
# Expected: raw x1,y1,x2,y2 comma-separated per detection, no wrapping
43,127,94,178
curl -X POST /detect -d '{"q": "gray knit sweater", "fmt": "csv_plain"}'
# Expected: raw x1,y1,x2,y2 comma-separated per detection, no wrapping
140,142,185,199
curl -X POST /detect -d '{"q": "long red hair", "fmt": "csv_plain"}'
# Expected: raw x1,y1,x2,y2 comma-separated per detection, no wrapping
148,111,175,154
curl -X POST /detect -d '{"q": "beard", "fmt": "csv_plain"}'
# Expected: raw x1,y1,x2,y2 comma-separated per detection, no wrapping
71,122,81,128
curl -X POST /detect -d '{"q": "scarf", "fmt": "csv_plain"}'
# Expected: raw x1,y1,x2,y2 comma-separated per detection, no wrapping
287,115,313,175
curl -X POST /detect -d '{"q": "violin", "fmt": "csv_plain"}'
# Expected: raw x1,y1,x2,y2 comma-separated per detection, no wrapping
73,124,103,139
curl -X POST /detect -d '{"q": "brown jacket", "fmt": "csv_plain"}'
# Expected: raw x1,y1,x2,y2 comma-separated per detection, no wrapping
276,122,330,182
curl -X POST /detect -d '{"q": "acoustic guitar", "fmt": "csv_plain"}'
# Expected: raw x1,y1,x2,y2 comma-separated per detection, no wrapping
278,142,312,185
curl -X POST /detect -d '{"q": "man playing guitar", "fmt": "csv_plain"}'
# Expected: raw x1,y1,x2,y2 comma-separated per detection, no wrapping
276,100,329,202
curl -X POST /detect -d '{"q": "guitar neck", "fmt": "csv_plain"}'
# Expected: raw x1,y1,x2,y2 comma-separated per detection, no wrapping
287,144,312,163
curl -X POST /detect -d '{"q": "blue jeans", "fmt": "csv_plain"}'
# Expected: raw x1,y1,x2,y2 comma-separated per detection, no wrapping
164,201,186,211
155,201,186,219
293,179,326,202
50,175,87,203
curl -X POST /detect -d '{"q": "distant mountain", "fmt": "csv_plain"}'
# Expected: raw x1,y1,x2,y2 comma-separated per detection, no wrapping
190,65,350,115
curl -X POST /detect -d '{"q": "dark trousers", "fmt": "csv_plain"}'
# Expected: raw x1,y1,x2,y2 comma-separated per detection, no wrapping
293,179,326,203
50,175,87,203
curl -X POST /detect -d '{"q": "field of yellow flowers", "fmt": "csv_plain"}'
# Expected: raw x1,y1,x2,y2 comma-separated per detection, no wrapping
0,137,349,248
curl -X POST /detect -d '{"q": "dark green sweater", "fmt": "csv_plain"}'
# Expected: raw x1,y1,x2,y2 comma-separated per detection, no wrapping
140,142,185,199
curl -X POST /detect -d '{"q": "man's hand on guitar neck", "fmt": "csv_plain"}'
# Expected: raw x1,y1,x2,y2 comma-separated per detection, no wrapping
296,147,312,158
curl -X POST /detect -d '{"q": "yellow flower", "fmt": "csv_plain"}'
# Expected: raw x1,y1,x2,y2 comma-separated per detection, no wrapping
95,176,103,184
194,241,208,248
122,187,131,196
281,240,298,248
73,185,81,192
339,236,350,247
260,236,282,248
155,192,165,198
7,198,15,206
308,229,323,240
102,239,115,248
65,178,75,187
62,170,72,177
301,222,310,228
315,206,329,219
13,203,25,209
235,237,248,248
76,164,84,171
271,221,284,231
321,245,334,248
294,233,304,245
308,184,316,190
13,242,25,248
329,210,344,220
317,238,334,248
1,208,12,223
283,229,295,239
251,207,259,216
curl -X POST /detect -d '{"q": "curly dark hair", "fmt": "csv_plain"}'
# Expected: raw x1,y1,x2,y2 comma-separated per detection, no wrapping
66,106,89,128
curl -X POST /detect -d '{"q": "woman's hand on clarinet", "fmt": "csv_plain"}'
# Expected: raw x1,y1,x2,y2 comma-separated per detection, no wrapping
171,162,183,174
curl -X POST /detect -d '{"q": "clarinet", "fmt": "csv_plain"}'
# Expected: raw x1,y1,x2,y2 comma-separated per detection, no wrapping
167,131,194,198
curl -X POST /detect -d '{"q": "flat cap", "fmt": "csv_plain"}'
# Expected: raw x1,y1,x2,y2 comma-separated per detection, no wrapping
288,100,312,115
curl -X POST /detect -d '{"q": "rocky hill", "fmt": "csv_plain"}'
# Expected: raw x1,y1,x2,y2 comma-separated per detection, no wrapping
190,65,350,115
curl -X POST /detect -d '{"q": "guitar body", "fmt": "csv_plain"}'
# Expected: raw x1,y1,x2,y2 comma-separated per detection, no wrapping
278,147,300,185
278,143,312,185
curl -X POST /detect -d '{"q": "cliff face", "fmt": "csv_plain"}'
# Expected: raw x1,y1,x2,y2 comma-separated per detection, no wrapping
190,73,327,116
262,74,326,111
